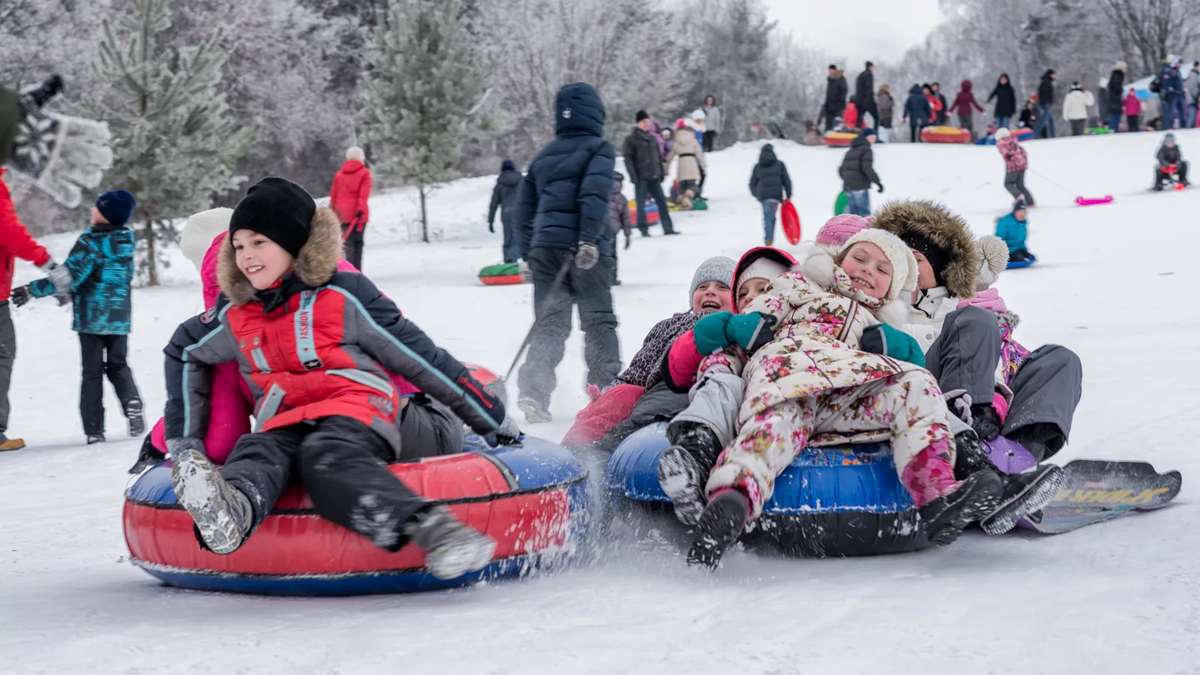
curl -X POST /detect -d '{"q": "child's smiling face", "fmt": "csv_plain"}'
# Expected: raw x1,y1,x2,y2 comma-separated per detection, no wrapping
232,229,294,290
736,278,771,312
840,241,893,300
692,280,732,313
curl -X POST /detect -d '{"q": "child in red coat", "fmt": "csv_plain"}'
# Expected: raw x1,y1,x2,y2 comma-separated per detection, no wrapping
164,178,517,579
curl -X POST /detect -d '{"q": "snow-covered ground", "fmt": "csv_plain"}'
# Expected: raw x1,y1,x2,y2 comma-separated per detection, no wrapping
3,130,1198,674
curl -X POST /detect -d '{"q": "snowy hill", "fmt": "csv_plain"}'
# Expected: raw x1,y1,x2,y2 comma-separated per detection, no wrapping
3,130,1198,674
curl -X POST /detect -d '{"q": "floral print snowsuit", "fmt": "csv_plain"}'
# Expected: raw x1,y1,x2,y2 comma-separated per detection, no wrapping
706,268,955,518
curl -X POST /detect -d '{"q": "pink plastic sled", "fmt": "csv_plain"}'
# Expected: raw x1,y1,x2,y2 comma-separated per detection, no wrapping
1074,195,1113,206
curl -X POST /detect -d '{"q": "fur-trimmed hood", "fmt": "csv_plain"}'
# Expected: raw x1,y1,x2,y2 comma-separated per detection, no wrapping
218,207,342,306
870,200,979,298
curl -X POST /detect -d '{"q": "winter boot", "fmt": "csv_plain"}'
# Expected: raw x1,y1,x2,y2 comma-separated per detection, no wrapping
981,464,1066,535
919,469,1003,547
658,422,722,525
87,433,105,445
0,435,25,451
1007,423,1066,463
686,489,750,571
970,403,1002,442
128,433,166,474
408,506,497,580
953,429,996,481
517,396,552,424
125,399,146,437
171,446,253,555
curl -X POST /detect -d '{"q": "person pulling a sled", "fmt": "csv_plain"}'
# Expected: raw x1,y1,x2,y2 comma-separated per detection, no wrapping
163,177,520,579
1154,132,1189,191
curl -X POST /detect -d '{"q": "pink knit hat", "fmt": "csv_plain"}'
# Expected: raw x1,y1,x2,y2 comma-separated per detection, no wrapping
816,214,871,247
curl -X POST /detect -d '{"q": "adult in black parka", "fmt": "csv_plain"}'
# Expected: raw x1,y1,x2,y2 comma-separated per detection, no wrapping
1105,62,1127,132
824,65,849,131
854,62,878,127
516,82,620,423
986,74,1017,129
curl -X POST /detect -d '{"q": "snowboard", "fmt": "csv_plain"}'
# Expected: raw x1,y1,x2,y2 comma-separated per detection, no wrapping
1020,459,1181,535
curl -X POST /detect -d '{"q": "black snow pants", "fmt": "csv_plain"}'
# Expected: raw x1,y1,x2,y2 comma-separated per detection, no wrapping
398,394,464,461
925,307,1082,459
633,179,675,235
220,415,428,551
1004,169,1036,205
517,246,620,410
341,223,366,271
79,333,141,435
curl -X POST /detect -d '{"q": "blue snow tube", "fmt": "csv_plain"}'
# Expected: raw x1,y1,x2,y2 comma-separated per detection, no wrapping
604,423,931,557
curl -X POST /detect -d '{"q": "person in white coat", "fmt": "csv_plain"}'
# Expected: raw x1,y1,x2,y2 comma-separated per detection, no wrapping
1062,82,1095,136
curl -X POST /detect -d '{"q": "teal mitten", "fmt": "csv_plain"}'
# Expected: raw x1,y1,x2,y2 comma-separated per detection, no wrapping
725,312,778,353
693,311,735,355
861,324,926,368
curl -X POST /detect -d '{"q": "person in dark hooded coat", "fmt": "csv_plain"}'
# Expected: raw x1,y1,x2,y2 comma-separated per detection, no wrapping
1106,62,1127,131
986,74,1017,130
515,82,620,423
748,144,792,245
903,84,932,142
488,159,523,262
824,65,849,131
854,62,878,127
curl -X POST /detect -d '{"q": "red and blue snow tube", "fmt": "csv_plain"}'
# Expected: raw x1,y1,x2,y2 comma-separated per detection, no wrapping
123,437,590,595
629,199,660,226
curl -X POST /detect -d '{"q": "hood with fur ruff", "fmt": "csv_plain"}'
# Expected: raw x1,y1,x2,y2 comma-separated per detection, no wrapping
218,207,342,306
870,200,979,298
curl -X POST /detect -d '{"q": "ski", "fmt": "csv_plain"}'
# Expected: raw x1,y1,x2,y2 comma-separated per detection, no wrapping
1019,459,1181,534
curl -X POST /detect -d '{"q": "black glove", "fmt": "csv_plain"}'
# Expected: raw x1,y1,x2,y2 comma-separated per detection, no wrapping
488,221,495,233
876,183,885,194
128,433,166,474
624,233,632,250
21,74,64,110
575,243,599,270
10,286,31,308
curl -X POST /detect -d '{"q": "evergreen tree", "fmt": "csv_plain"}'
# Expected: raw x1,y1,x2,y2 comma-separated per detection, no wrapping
83,0,248,285
363,0,491,242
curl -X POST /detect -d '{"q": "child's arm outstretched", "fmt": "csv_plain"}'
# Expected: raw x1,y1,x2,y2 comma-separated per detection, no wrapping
329,273,508,439
26,235,97,300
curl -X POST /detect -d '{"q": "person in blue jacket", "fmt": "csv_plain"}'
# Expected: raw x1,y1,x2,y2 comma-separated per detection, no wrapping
12,190,144,443
1160,57,1186,130
995,196,1033,263
903,84,932,143
515,82,619,423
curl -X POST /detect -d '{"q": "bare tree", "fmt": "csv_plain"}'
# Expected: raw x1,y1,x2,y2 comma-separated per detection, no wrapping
1099,0,1200,75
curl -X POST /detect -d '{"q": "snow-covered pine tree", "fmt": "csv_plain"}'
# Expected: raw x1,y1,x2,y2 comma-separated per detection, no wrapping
83,0,248,285
363,0,491,243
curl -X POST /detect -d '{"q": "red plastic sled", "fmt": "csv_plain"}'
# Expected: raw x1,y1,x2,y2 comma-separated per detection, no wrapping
781,199,801,245
1074,195,1113,206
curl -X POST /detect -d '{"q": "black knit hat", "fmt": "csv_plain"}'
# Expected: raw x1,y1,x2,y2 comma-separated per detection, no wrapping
229,177,315,258
635,110,649,122
898,231,950,288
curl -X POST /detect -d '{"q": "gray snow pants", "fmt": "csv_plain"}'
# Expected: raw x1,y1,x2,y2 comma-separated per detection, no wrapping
518,247,620,409
397,394,464,461
668,370,745,447
0,303,14,436
926,306,1082,439
595,380,690,453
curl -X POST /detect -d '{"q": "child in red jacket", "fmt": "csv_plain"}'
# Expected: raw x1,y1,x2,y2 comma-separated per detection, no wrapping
164,178,517,579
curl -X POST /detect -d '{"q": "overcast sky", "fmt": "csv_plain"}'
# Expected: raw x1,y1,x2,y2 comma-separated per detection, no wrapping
763,0,945,68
